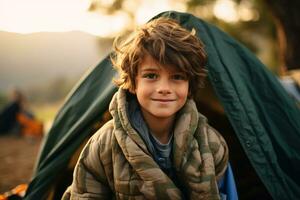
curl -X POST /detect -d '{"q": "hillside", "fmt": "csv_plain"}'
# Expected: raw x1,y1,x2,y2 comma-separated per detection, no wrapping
0,31,113,92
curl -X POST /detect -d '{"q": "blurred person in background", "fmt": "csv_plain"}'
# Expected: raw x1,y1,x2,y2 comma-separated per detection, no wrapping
0,88,43,137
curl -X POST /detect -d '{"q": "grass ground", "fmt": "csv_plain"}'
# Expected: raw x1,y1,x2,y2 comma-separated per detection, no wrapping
0,102,61,194
0,135,42,193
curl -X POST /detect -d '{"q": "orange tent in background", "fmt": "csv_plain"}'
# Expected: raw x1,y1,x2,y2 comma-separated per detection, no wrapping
17,113,43,137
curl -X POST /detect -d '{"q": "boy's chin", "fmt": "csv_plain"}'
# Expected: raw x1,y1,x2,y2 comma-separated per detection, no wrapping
150,111,177,119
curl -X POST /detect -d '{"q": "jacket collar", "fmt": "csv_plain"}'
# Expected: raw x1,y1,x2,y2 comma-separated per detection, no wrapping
109,88,204,169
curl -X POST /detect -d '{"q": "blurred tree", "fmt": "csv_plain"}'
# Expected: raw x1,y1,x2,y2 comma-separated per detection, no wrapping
263,0,300,73
186,0,300,73
186,0,279,73
185,0,300,73
89,0,123,14
88,0,300,74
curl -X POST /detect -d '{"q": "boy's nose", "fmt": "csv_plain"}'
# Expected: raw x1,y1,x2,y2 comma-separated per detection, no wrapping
158,88,171,95
157,79,171,94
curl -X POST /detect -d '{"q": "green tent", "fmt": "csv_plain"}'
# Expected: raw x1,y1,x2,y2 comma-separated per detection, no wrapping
24,11,300,200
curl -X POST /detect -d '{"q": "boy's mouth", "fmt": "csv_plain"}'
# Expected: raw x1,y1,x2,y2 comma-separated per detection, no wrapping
151,98,175,102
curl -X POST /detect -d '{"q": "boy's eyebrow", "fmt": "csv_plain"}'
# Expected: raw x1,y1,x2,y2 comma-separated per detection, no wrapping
140,66,186,74
140,67,159,72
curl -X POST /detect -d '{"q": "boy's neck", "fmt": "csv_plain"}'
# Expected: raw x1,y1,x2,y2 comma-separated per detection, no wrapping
141,110,175,144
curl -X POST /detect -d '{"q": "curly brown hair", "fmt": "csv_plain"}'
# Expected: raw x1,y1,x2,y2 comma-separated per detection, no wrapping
111,17,207,100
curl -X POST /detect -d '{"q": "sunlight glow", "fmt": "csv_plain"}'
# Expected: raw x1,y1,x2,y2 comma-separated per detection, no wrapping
213,0,259,23
238,1,259,22
0,0,130,37
213,0,239,23
134,0,186,25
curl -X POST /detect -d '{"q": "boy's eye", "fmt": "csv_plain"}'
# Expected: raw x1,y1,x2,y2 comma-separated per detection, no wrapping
143,73,158,79
172,74,187,80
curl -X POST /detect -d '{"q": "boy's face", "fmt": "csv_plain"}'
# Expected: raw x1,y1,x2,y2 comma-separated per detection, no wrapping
134,54,189,122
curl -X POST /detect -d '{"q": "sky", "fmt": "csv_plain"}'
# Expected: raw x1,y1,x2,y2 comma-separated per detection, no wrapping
0,0,128,37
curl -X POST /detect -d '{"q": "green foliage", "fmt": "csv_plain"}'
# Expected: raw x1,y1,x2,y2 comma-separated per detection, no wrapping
25,76,77,104
0,91,8,110
89,0,124,15
187,0,211,8
186,0,279,73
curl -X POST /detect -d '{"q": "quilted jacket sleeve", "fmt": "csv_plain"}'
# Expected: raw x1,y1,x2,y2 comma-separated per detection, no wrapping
207,125,229,180
62,123,114,200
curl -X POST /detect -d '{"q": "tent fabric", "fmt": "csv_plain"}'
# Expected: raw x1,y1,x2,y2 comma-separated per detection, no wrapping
24,11,300,200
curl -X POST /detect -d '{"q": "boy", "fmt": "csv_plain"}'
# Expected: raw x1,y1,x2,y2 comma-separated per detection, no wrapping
63,17,228,200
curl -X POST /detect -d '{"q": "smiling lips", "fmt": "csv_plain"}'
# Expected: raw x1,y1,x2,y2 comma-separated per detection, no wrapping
151,98,176,102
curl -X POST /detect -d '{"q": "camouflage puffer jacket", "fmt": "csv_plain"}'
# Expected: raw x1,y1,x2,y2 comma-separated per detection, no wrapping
63,89,228,200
